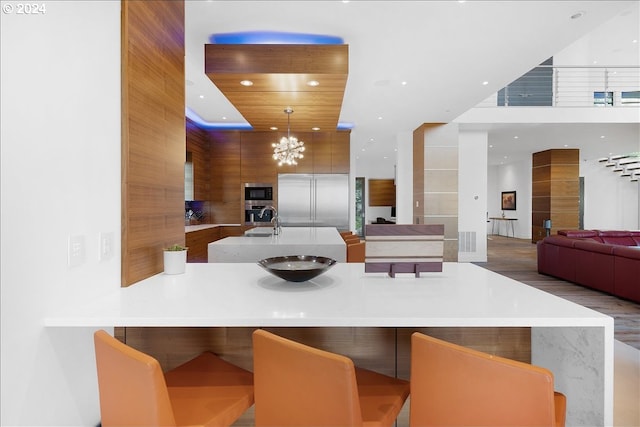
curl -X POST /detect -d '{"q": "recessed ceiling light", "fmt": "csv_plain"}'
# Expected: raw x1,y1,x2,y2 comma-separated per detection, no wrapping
377,116,383,120
633,40,638,44
361,148,366,152
311,127,320,131
270,126,278,131
482,81,489,85
307,80,320,87
222,116,227,120
199,95,204,99
489,145,494,148
513,136,519,139
240,80,253,86
570,11,585,19
401,81,408,86
600,135,606,139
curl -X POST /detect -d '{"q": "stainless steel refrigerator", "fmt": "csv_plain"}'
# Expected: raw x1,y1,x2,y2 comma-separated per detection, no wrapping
277,173,349,230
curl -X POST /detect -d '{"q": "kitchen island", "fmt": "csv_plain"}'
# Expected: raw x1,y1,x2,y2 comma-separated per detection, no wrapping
44,262,613,426
208,226,347,263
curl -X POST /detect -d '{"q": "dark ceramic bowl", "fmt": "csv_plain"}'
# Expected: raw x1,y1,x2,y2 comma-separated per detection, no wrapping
258,255,337,282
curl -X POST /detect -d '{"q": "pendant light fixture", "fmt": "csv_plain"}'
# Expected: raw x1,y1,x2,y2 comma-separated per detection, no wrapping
272,108,305,166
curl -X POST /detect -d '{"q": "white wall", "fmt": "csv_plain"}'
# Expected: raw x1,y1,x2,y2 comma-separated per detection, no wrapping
488,158,533,239
458,131,488,262
1,2,121,425
395,131,413,224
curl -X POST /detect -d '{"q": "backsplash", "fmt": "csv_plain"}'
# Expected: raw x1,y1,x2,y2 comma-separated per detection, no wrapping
185,200,208,224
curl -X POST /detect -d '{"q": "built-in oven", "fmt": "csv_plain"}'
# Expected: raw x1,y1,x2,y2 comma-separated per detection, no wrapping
244,183,273,201
245,202,274,225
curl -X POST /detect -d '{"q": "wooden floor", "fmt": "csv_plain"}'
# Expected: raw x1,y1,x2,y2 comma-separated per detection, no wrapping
475,235,640,350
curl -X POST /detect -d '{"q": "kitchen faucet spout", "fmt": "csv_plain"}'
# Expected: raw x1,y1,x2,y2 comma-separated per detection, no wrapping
259,205,281,235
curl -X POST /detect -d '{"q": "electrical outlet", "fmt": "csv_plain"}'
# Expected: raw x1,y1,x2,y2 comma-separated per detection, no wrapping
99,232,114,261
68,235,86,267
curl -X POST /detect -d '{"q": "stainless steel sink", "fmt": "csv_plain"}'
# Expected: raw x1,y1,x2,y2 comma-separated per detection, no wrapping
244,227,274,237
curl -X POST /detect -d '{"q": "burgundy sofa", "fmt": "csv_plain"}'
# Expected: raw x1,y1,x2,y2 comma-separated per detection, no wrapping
537,230,640,303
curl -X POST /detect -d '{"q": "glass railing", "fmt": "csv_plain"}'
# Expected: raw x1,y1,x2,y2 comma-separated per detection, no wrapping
476,66,640,108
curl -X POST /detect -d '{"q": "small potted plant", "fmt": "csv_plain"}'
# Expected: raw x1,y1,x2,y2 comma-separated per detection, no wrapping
163,244,188,275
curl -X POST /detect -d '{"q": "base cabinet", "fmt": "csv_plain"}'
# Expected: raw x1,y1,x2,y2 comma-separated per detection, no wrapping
186,227,220,263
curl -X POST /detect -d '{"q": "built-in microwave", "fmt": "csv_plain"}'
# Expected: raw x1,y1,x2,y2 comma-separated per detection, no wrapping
244,183,273,201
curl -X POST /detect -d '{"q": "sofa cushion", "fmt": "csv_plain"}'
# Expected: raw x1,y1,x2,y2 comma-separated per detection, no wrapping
598,230,636,246
540,236,577,282
558,230,603,242
558,230,597,238
573,241,615,293
612,246,640,303
630,231,640,246
544,235,577,247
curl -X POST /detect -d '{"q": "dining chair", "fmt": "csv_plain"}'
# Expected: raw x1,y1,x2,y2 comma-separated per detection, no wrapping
252,328,410,427
410,332,566,427
94,329,254,427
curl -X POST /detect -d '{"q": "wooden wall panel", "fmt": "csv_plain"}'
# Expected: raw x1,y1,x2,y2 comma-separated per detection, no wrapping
312,132,332,173
121,0,185,286
331,131,351,173
204,130,349,223
186,119,210,202
531,149,579,242
369,179,396,206
209,131,241,224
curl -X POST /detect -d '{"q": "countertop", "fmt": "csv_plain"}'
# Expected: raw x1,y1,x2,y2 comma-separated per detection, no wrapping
44,262,610,328
208,226,347,262
185,224,241,233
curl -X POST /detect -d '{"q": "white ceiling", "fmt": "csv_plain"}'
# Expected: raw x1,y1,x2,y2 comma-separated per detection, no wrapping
184,1,640,168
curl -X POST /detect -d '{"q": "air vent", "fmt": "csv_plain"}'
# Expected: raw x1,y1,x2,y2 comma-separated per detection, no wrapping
458,231,477,253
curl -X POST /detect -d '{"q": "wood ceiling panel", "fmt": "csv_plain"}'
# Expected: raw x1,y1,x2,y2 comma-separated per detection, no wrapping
205,44,348,132
208,73,347,92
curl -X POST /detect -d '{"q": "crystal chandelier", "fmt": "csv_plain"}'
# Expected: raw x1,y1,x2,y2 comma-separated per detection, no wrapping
272,108,305,166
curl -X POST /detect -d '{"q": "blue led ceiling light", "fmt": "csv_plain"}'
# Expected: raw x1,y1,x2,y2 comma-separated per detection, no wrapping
209,30,344,45
186,108,253,131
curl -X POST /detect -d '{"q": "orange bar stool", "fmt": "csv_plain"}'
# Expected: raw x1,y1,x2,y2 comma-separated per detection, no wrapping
347,241,366,262
410,332,566,427
343,234,361,244
252,329,410,427
94,330,254,427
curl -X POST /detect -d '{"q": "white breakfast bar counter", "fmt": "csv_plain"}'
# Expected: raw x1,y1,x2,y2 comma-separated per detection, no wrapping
44,262,613,426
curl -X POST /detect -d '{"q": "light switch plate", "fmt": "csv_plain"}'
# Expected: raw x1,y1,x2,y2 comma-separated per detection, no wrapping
99,232,114,261
68,235,86,267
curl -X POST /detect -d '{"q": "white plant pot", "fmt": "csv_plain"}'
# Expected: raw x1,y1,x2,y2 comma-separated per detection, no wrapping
164,250,187,275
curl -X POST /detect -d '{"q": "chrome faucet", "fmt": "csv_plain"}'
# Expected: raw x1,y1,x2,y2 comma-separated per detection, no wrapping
259,205,281,235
